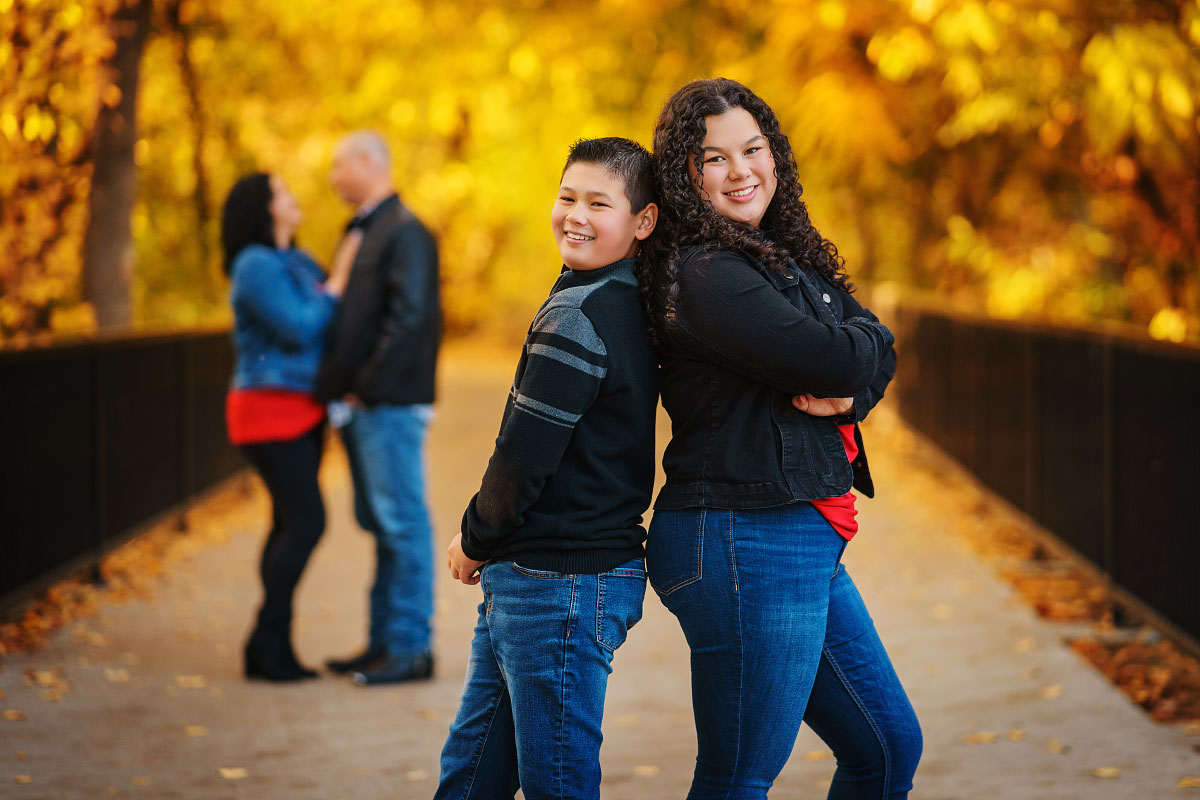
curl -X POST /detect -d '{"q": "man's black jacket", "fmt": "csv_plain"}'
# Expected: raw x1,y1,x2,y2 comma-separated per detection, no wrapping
314,194,441,406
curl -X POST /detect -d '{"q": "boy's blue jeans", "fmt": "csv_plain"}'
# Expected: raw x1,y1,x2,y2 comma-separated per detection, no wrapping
647,503,923,799
341,403,435,658
434,558,647,800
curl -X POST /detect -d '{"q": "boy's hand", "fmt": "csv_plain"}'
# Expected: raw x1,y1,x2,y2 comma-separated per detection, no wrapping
447,533,485,586
792,393,854,417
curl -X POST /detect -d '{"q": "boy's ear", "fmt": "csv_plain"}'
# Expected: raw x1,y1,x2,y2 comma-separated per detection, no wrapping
633,202,659,241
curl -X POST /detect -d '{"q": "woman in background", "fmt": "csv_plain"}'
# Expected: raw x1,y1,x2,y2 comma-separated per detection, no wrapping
221,172,356,681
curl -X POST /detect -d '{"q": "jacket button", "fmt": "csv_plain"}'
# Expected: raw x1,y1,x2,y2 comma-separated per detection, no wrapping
822,293,831,303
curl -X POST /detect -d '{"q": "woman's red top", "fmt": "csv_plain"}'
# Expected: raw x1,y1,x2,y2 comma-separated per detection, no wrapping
810,423,860,541
225,389,325,446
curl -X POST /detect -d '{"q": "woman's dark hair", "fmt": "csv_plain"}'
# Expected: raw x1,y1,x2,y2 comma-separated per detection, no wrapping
220,172,275,276
639,78,852,340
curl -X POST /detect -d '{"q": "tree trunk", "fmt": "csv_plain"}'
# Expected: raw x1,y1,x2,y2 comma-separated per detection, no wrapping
82,0,152,329
169,1,213,291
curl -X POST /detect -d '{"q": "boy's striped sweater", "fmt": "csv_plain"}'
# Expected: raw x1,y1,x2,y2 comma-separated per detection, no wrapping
461,257,658,574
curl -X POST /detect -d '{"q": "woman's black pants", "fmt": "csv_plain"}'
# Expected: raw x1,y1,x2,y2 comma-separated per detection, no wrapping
240,424,326,657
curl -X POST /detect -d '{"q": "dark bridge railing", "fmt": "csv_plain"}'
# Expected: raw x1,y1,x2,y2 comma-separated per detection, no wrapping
881,295,1200,646
0,328,244,607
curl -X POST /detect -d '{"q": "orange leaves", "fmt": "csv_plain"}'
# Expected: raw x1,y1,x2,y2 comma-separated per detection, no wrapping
1070,638,1200,723
0,0,122,342
0,477,265,657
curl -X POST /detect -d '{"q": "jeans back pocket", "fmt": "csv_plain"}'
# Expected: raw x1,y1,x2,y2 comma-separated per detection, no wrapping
646,509,705,596
596,560,646,652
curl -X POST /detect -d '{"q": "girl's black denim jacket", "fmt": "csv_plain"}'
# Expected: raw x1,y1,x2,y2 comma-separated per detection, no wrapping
654,246,897,511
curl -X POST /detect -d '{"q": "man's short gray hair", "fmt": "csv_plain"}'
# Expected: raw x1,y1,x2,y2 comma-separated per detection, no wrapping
340,130,391,169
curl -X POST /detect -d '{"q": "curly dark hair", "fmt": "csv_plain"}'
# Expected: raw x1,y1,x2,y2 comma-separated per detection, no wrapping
220,172,275,276
639,78,852,341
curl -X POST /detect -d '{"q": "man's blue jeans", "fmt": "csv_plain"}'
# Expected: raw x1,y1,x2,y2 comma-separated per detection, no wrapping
647,503,922,799
434,558,647,800
341,403,435,658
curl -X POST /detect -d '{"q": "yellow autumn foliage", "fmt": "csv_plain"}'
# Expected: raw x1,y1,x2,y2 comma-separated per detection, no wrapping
1,0,1198,344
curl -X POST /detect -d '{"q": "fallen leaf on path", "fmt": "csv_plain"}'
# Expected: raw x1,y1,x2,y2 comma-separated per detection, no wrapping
1091,766,1121,779
1178,777,1200,788
131,776,152,786
25,670,51,686
39,689,63,702
17,751,27,760
418,709,439,720
1039,684,1063,700
4,709,28,721
1047,738,1067,754
405,770,429,781
184,725,209,737
14,775,32,784
104,668,130,683
218,767,249,780
633,765,661,776
1006,729,1026,741
803,750,833,761
1186,722,1200,735
1013,637,1036,653
963,731,999,744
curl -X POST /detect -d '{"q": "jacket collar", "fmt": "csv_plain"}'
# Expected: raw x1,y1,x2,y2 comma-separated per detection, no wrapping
350,193,401,231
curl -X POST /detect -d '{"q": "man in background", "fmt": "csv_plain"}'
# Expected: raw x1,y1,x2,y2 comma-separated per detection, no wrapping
315,130,442,686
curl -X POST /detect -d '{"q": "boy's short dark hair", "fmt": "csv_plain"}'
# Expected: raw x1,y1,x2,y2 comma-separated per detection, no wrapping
563,137,656,213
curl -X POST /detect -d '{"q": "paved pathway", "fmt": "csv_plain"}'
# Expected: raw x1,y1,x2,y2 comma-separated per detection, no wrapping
2,343,1199,798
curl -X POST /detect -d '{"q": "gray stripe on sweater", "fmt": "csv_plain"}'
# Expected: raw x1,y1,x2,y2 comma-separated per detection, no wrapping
527,343,608,378
531,297,608,358
510,387,580,427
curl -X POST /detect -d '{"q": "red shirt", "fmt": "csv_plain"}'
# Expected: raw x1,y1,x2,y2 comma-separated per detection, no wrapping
810,423,859,541
225,389,325,446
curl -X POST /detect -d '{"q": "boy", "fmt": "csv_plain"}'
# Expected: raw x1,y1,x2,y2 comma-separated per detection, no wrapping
434,138,659,800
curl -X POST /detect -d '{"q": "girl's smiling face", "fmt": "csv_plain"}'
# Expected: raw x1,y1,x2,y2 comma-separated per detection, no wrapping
688,106,778,228
552,162,655,271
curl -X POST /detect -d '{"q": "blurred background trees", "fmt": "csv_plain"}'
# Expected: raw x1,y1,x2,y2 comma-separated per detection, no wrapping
2,0,1198,343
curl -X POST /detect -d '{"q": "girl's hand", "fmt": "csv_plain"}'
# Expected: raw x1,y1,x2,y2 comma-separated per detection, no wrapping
792,393,853,417
447,533,485,586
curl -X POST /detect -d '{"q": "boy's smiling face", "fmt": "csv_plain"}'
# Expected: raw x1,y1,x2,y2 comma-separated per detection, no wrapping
552,162,656,271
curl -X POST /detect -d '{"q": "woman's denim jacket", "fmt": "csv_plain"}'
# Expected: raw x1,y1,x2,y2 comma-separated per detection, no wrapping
229,245,336,393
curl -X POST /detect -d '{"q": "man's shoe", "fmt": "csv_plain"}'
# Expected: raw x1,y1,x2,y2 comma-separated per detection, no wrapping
351,650,434,686
325,644,386,675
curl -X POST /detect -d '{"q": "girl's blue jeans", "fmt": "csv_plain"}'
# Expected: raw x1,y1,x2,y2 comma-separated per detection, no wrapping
434,558,647,800
647,503,922,799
